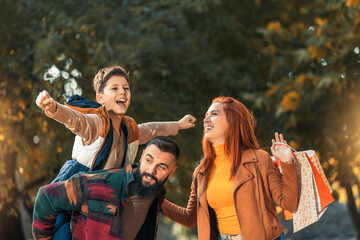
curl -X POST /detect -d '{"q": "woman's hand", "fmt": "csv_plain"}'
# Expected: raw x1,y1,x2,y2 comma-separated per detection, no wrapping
270,132,294,164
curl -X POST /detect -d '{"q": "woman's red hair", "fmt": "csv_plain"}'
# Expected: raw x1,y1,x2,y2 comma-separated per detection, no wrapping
199,96,259,179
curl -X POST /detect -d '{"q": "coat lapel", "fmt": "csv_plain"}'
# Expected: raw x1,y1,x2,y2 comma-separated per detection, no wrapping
233,149,258,192
197,171,210,217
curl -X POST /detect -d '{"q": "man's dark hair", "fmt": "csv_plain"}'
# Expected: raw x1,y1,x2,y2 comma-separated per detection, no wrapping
146,136,180,161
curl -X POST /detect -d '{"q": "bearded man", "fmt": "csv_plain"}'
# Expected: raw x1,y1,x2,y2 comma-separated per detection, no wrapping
32,136,179,240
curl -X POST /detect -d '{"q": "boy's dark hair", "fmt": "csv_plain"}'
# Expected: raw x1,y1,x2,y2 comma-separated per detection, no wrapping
146,136,180,161
93,65,130,94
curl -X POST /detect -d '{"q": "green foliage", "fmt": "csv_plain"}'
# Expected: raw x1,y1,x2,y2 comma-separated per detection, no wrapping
1,0,359,238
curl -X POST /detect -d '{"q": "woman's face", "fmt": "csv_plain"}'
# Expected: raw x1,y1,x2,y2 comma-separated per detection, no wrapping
203,102,229,145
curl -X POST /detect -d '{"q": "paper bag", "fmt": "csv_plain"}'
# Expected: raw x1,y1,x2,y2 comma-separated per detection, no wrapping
272,144,334,232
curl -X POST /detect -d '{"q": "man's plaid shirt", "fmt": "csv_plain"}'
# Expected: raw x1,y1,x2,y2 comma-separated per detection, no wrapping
32,164,165,240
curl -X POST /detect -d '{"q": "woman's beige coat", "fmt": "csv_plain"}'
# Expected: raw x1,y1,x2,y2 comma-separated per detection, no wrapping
162,148,298,240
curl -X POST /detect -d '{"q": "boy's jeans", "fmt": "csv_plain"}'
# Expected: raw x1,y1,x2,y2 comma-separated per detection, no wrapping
51,159,89,240
53,212,71,240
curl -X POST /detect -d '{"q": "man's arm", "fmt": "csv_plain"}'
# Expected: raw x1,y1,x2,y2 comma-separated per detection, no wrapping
138,114,196,145
32,174,85,240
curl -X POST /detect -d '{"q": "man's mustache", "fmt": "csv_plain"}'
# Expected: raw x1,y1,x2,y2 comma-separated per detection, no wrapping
142,172,158,182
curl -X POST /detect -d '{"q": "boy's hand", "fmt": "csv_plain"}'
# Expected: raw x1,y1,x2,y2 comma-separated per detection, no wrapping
178,114,196,129
36,90,57,115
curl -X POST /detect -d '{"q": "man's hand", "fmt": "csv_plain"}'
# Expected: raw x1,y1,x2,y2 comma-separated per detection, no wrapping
36,90,57,115
178,114,196,130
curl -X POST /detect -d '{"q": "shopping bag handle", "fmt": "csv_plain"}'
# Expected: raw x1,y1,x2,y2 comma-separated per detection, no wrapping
273,142,297,153
273,142,298,160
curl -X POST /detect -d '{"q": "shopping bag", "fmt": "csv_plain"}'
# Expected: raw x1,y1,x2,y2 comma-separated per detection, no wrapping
271,143,334,232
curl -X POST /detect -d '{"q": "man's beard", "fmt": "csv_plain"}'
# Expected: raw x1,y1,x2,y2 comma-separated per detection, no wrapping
129,168,168,199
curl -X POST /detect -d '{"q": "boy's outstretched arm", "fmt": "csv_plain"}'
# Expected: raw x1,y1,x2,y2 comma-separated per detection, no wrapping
35,90,103,144
138,114,196,145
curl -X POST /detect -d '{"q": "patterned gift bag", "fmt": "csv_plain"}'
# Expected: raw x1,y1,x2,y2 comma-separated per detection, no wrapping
272,144,334,232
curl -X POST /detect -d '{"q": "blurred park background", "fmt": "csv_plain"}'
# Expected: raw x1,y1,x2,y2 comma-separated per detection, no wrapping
1,0,360,239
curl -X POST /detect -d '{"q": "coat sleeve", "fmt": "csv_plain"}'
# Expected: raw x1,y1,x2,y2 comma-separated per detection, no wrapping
138,121,179,145
266,152,299,211
32,173,86,240
161,172,197,228
45,103,103,144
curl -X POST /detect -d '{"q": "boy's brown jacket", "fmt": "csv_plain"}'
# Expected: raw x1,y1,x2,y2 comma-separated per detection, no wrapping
162,148,298,240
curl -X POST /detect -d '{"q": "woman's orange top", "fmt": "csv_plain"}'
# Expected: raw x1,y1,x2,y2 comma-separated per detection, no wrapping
206,144,241,235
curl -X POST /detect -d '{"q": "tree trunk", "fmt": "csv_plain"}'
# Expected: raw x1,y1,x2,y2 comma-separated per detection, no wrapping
0,151,25,240
344,183,360,240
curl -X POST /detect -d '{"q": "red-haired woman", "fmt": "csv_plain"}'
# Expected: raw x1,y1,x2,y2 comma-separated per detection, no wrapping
162,96,298,240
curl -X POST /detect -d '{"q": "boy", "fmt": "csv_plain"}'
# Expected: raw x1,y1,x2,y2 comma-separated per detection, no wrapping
35,65,196,239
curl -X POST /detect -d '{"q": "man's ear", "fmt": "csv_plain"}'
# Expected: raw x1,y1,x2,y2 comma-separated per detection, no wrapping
168,166,177,179
96,94,104,104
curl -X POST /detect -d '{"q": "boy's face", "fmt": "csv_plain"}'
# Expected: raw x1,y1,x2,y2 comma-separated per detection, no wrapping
96,76,131,115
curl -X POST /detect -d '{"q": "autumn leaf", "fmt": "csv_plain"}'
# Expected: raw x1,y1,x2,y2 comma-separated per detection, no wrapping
346,0,358,8
307,45,326,60
42,121,48,133
355,11,360,24
315,17,328,27
315,17,328,36
290,22,305,37
18,112,24,120
325,42,334,51
281,91,300,112
267,21,281,31
267,44,277,54
18,101,26,111
265,85,278,99
296,73,307,84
